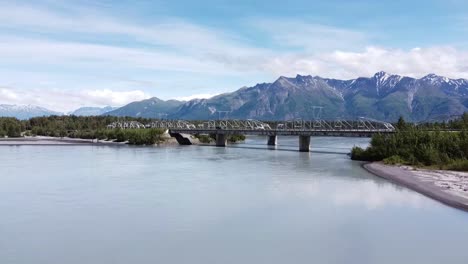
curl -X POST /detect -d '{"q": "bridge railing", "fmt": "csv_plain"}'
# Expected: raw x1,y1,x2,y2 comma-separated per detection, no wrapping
146,120,196,129
273,118,394,131
106,118,395,132
107,121,146,129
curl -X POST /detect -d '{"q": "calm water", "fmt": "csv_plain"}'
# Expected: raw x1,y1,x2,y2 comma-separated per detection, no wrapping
1,137,467,264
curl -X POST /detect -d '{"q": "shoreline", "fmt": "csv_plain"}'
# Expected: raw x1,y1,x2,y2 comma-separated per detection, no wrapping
363,162,468,212
0,136,127,146
0,135,243,147
0,136,180,146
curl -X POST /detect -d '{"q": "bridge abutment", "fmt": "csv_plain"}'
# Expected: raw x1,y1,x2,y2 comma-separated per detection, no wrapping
267,135,277,146
298,135,310,152
216,134,227,147
169,132,193,145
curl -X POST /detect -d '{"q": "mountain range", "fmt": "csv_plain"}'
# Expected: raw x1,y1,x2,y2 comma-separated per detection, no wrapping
113,71,467,122
1,72,467,121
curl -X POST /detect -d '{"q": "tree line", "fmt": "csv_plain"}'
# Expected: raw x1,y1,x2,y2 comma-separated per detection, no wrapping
0,116,163,145
351,113,468,171
0,115,247,145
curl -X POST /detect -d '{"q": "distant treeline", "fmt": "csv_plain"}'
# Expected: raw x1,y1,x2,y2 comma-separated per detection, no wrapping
26,115,154,137
0,115,247,145
0,116,163,145
351,113,468,171
413,113,468,130
1,114,467,151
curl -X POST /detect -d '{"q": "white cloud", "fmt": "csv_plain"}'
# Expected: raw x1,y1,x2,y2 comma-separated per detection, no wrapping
332,180,430,210
2,2,468,80
252,19,369,52
0,38,228,74
173,93,220,101
0,3,266,59
0,88,18,101
80,89,149,106
1,2,468,112
0,87,150,112
267,176,431,210
260,46,468,79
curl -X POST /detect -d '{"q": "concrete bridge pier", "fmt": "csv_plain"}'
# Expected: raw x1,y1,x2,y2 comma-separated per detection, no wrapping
299,135,310,152
267,135,277,146
216,133,227,147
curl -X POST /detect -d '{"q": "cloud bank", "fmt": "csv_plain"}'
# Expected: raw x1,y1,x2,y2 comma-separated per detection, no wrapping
0,87,150,112
0,2,467,111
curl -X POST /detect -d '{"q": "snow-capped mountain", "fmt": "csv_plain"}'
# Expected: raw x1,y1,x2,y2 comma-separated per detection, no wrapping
0,104,62,119
166,71,468,121
2,72,467,122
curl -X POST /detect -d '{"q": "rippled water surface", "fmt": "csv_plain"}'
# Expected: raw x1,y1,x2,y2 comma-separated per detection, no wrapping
1,136,467,264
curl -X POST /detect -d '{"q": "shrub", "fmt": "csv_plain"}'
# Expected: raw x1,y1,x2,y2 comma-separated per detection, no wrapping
115,130,127,142
445,160,468,172
228,134,246,143
195,134,213,143
383,155,406,165
351,125,468,171
123,129,164,145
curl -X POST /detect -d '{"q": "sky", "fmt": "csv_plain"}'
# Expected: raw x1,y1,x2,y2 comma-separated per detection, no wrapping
1,0,468,112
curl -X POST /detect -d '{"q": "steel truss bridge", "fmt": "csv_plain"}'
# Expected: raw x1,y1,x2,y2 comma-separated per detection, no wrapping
107,118,395,152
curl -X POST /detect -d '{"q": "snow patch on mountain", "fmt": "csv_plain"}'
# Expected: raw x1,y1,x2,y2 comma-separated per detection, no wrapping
0,104,62,119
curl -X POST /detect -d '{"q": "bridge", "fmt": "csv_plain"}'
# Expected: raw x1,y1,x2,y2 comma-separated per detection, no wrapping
107,118,395,152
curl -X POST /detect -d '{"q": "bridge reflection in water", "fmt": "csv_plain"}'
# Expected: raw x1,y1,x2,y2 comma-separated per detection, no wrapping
107,118,395,152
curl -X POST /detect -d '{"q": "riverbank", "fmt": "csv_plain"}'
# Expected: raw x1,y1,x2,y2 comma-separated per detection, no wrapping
0,136,183,146
364,162,468,212
0,134,227,146
0,136,129,146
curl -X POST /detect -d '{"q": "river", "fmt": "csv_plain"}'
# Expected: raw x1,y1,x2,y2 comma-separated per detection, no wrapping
1,136,467,264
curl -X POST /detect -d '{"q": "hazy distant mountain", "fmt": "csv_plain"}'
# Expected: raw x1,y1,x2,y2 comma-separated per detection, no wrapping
169,72,468,122
104,97,183,118
0,104,62,120
71,106,117,116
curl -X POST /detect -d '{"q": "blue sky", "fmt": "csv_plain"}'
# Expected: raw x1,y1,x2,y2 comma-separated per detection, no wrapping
1,0,468,111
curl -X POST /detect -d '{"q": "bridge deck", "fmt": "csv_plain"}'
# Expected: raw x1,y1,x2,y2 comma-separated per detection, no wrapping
169,128,394,136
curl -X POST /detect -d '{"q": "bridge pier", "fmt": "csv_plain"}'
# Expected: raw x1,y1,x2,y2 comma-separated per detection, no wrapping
299,135,310,152
216,134,227,147
267,135,277,146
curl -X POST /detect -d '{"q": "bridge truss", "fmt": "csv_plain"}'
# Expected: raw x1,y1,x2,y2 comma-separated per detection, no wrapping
107,118,395,132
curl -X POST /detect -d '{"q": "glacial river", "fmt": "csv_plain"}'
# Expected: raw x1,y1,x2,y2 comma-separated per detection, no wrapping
1,136,467,264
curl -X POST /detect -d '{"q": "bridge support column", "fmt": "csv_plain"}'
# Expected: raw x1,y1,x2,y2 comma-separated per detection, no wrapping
298,135,310,152
267,135,277,146
216,134,227,147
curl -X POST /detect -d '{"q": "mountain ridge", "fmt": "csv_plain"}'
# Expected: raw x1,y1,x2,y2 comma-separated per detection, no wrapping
167,71,467,121
103,97,184,118
1,72,467,121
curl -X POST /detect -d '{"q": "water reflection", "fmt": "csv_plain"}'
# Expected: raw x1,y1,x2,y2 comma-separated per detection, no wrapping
0,137,467,264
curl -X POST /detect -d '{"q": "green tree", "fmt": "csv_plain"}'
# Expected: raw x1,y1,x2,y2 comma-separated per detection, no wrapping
351,115,468,171
396,116,407,130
